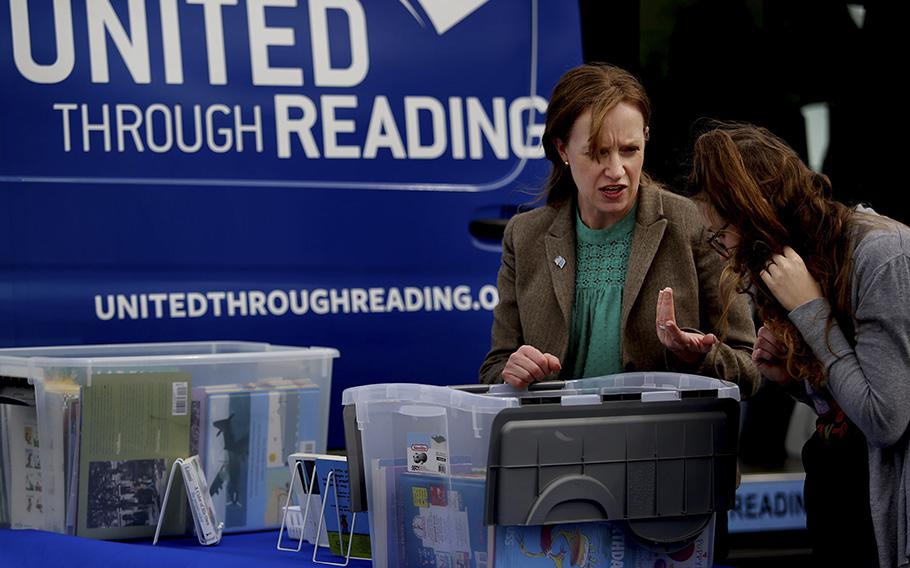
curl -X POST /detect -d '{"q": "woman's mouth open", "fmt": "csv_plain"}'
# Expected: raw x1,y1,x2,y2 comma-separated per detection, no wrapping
599,184,627,199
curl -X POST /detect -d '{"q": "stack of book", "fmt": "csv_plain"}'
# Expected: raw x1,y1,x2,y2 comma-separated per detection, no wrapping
193,378,323,533
364,454,490,568
1,371,324,540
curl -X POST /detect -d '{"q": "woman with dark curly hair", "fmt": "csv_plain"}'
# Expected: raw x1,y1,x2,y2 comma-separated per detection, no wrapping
691,122,910,568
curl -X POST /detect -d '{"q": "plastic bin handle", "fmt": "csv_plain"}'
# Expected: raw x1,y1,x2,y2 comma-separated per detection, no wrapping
482,381,568,395
524,474,620,525
640,391,680,402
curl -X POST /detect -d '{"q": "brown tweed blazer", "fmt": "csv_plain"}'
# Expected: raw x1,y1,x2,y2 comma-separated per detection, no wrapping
479,184,759,396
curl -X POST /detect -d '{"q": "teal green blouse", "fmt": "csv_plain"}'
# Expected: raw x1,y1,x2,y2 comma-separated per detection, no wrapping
569,204,637,378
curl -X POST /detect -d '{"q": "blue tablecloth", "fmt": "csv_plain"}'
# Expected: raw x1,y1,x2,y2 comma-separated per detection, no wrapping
0,528,741,567
0,528,373,568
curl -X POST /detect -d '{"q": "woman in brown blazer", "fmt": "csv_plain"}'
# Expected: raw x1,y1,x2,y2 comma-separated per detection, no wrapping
479,63,759,395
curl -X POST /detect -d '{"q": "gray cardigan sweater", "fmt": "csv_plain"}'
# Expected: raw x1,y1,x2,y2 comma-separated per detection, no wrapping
790,214,910,568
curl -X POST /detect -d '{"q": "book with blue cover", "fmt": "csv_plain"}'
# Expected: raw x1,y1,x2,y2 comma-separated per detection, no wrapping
397,471,490,568
197,379,322,532
312,454,372,559
493,518,714,568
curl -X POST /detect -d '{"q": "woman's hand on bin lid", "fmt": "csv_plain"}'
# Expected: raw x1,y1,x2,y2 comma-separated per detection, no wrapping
502,345,562,388
656,287,718,365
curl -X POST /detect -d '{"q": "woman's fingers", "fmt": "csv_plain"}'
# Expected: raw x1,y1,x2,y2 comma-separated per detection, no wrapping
503,345,561,386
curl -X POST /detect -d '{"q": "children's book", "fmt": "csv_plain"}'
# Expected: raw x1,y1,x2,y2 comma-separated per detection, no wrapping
397,471,490,568
312,454,372,559
493,518,714,568
3,404,44,530
197,379,322,532
76,371,191,539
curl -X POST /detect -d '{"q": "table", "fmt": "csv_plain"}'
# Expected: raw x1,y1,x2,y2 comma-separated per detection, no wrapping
0,528,742,567
0,528,373,568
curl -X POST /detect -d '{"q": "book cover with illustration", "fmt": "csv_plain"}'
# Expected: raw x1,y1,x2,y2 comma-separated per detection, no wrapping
3,404,44,530
397,471,490,568
312,454,372,559
199,379,321,532
493,519,714,568
76,371,191,540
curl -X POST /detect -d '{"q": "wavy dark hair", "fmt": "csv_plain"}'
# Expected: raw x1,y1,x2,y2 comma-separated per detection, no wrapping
690,122,863,388
541,63,653,204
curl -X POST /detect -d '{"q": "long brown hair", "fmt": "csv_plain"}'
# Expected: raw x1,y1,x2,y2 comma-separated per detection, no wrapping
691,122,857,388
541,63,653,204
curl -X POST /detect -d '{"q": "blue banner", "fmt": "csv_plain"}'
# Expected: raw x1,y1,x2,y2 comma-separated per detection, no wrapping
0,0,583,447
728,475,807,533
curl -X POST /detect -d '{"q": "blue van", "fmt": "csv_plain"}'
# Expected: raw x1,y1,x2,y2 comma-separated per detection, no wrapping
0,1,583,447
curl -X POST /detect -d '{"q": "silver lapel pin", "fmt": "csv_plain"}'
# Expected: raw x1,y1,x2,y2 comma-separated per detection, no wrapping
554,255,566,269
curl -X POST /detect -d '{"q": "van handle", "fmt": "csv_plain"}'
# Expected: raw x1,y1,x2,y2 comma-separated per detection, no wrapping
468,218,508,241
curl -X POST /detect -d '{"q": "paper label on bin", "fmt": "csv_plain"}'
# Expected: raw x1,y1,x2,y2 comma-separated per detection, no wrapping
407,433,448,474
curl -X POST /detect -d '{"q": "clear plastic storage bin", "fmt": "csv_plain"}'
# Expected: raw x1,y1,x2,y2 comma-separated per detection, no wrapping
343,372,740,568
0,341,338,537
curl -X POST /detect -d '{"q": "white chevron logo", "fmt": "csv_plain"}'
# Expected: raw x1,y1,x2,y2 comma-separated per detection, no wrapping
400,0,491,35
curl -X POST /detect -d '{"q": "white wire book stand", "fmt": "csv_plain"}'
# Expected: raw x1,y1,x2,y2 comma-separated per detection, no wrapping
153,456,224,546
277,454,368,566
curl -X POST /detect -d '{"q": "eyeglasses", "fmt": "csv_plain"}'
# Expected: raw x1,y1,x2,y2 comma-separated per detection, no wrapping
706,223,734,258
